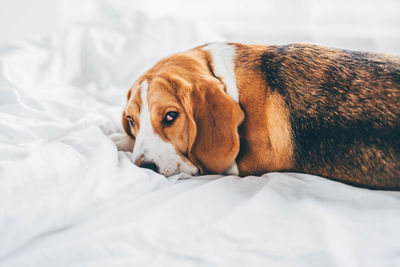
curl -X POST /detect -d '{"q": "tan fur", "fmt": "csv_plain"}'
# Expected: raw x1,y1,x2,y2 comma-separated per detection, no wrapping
123,49,244,174
122,43,400,189
231,44,294,175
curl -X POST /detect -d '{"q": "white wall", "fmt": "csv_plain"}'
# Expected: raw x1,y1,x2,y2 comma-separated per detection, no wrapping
135,0,400,53
0,0,58,41
0,0,97,41
0,0,399,53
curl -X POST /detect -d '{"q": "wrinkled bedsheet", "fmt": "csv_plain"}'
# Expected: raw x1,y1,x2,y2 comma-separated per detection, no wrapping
0,13,399,267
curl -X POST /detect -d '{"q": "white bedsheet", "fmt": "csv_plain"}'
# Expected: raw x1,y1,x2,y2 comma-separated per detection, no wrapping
0,13,399,267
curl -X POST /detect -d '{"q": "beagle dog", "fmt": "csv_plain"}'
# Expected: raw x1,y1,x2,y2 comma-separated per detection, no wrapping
115,42,400,190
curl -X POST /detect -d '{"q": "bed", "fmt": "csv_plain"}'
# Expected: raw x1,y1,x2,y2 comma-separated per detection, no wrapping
1,13,399,267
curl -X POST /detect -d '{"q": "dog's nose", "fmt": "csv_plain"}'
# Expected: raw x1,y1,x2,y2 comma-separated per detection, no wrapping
140,162,159,173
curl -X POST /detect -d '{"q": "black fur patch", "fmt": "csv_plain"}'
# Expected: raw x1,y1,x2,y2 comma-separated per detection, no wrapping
260,44,400,189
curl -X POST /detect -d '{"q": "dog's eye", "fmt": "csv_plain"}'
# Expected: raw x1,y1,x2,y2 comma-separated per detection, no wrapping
127,116,135,127
163,111,179,127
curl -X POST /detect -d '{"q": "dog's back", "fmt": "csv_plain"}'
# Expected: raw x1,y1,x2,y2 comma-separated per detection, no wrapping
261,44,400,189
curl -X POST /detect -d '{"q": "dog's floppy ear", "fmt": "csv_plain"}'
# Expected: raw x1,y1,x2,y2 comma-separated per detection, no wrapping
182,79,244,174
122,88,135,138
122,110,134,138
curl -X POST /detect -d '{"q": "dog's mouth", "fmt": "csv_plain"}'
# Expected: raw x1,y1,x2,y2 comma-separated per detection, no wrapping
140,162,159,173
137,159,199,177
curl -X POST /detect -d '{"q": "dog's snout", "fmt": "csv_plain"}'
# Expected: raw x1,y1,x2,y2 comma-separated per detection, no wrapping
140,162,159,173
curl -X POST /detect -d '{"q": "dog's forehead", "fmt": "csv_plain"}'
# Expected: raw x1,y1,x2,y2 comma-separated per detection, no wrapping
126,48,210,116
126,79,180,117
148,86,180,107
125,84,142,114
151,51,210,82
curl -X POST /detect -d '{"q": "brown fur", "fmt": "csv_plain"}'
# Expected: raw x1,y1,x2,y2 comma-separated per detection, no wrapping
258,44,400,189
123,49,244,173
230,44,294,175
123,43,400,190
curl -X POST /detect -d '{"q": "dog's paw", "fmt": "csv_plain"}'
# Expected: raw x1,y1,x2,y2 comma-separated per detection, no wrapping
109,133,135,152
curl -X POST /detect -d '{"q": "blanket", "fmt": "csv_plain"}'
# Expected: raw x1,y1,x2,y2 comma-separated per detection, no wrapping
0,13,399,267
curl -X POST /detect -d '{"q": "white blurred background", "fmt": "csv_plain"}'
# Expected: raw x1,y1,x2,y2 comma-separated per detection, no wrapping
0,0,399,53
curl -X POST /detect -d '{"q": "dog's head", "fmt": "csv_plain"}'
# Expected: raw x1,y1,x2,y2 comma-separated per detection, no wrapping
122,45,244,176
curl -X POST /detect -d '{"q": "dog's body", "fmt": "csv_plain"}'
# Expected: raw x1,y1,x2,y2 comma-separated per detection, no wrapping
119,43,400,190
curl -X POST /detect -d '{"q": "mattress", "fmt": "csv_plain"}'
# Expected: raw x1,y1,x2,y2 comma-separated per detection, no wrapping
0,12,399,267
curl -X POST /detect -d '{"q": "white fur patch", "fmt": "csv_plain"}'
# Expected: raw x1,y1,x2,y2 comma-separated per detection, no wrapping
224,162,239,176
204,42,240,175
203,42,239,102
131,81,198,176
